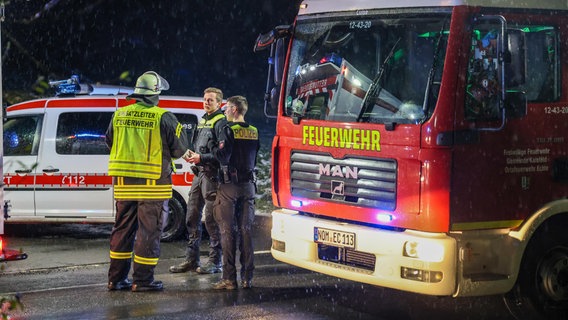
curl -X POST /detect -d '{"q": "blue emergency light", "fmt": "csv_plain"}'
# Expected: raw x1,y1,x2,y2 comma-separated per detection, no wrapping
49,75,81,95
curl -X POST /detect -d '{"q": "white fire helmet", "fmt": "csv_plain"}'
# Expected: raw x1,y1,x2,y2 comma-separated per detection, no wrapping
133,71,170,95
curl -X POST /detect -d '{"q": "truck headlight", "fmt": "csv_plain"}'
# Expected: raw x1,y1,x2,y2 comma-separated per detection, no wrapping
403,240,444,262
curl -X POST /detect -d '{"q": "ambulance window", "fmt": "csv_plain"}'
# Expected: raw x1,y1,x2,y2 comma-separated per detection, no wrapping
173,113,198,150
3,115,43,156
56,112,112,155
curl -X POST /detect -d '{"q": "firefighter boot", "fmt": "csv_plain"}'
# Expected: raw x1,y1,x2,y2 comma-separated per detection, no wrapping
108,279,132,291
132,280,164,292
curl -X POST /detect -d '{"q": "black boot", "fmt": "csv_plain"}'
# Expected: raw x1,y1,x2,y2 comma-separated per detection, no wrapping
132,280,163,292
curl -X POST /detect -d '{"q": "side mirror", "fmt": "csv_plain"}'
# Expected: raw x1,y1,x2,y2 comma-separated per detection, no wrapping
274,38,286,86
270,87,280,114
254,25,292,119
254,25,291,53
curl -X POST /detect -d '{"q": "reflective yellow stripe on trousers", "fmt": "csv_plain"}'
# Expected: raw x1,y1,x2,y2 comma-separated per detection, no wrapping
134,255,159,266
110,251,133,260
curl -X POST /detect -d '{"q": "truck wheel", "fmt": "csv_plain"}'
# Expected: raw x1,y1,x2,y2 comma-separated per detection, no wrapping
504,216,568,320
161,196,186,242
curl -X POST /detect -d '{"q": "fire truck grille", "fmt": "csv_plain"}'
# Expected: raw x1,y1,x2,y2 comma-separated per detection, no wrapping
290,151,397,210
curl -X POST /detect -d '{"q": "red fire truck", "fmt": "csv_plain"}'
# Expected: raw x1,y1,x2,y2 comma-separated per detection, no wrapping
255,0,568,319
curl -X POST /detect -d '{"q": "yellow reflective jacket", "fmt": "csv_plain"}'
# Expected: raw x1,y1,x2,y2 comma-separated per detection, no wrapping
108,103,167,180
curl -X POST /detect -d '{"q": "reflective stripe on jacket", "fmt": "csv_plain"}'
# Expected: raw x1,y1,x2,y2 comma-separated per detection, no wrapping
112,177,173,200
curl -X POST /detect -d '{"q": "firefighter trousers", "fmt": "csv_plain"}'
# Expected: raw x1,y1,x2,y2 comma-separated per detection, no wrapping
108,200,164,285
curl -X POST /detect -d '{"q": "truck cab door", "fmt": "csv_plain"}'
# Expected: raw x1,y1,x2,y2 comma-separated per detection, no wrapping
451,14,560,227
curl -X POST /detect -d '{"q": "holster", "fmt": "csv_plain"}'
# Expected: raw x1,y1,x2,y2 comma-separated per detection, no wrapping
221,165,239,184
221,165,231,184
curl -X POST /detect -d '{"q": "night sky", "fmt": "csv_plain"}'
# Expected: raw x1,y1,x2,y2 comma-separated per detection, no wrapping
1,0,302,123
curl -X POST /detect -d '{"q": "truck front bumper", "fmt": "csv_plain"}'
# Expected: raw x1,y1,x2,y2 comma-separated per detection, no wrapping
271,209,458,296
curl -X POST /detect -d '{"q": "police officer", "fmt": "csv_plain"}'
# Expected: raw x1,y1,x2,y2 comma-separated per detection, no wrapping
211,95,260,290
170,87,226,274
106,71,188,292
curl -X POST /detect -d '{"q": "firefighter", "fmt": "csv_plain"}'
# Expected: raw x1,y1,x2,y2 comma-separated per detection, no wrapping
211,95,260,290
106,71,188,292
169,87,227,274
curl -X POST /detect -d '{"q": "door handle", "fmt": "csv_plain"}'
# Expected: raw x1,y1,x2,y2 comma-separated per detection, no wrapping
42,168,60,173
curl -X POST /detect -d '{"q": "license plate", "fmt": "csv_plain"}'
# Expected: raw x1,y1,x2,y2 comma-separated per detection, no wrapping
314,227,355,249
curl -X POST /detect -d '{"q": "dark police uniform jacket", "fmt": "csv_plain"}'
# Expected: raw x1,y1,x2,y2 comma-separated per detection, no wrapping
192,109,227,178
215,121,260,184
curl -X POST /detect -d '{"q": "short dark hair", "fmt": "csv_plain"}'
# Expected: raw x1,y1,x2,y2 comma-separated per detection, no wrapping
226,95,248,116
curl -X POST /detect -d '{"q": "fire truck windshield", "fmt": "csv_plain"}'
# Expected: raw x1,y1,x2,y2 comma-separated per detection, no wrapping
285,13,450,124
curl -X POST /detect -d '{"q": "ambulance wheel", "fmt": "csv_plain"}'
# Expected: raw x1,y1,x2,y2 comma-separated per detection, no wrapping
161,196,186,242
504,215,568,320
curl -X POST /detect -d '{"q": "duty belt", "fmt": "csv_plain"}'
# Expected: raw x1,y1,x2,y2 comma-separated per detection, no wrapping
237,170,256,183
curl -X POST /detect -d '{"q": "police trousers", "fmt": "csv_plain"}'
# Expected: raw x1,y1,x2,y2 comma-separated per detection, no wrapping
108,200,164,285
185,171,222,265
213,181,256,282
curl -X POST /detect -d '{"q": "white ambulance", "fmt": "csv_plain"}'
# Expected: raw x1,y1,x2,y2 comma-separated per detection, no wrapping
2,84,203,241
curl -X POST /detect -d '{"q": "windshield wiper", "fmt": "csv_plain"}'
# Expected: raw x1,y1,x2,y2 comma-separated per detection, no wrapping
422,20,448,116
357,37,401,122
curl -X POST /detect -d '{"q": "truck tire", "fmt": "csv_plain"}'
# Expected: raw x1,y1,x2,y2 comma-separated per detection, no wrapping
504,215,568,320
161,196,187,242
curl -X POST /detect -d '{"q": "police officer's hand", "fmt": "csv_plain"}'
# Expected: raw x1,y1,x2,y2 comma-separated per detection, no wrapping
182,149,192,162
188,151,201,164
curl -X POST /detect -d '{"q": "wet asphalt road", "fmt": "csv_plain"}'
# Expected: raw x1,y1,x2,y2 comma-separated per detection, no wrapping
0,216,515,320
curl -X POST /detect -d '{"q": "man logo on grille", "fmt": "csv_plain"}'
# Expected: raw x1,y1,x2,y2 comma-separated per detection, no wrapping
331,180,344,195
318,163,358,179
